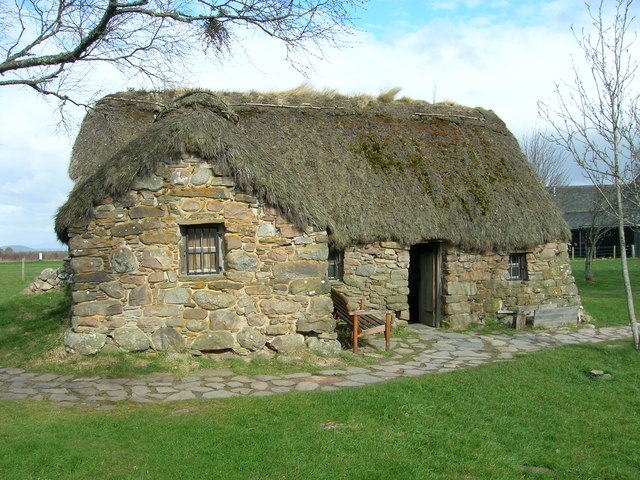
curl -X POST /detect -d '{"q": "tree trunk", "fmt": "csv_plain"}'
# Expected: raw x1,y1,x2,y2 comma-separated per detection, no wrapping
616,186,640,349
584,249,595,282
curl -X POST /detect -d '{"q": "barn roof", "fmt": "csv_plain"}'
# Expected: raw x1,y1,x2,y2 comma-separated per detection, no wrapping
550,184,640,229
56,89,570,251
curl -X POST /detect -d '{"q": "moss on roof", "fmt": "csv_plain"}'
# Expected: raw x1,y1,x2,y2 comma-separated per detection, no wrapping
57,89,570,251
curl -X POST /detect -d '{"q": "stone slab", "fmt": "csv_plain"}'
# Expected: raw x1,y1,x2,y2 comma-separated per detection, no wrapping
534,307,580,327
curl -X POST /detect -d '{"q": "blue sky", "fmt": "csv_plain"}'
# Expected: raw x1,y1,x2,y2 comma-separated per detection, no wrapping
0,0,623,249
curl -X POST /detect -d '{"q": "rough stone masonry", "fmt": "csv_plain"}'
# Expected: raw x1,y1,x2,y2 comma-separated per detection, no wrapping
63,156,581,356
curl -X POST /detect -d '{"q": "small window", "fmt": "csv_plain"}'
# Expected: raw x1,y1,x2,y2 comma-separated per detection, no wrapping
182,224,224,275
327,247,344,281
508,253,528,281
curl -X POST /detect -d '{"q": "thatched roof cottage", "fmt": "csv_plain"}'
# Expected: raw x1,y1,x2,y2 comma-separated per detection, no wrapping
56,89,581,355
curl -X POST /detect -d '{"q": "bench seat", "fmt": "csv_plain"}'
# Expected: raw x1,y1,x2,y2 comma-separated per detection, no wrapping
331,289,392,353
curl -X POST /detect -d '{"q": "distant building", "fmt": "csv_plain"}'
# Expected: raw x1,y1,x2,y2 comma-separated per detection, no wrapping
550,185,640,257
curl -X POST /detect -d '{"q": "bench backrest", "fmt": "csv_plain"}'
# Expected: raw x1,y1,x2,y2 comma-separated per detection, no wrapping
331,289,353,322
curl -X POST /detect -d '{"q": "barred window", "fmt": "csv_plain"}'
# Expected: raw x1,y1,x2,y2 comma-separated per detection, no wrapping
508,253,528,281
327,247,344,281
182,224,224,275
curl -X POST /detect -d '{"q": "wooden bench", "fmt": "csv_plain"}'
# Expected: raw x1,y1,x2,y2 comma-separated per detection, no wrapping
331,289,392,353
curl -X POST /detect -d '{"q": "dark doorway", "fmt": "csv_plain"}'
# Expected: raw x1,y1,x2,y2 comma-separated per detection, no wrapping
408,243,441,326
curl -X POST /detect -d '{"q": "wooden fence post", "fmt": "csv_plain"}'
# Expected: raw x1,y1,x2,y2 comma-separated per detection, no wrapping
21,257,25,281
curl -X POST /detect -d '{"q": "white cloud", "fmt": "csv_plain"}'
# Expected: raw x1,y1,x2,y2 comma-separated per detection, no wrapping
0,205,23,216
0,0,607,247
0,87,75,248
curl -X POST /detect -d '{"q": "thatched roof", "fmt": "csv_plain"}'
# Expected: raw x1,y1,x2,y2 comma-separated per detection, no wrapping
56,89,570,251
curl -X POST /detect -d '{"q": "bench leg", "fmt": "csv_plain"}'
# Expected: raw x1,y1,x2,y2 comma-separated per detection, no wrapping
353,315,359,354
385,313,391,351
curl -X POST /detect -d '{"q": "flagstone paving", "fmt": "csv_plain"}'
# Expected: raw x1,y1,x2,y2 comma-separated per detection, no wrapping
0,325,631,409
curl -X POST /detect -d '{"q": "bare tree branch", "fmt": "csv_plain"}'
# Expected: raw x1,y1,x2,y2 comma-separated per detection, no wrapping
538,0,639,348
520,130,569,187
0,0,364,104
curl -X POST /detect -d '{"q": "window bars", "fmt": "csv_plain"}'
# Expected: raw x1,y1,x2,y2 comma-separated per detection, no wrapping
327,247,344,281
508,253,528,281
183,224,223,275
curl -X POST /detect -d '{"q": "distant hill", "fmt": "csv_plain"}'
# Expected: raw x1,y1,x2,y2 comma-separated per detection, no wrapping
1,245,35,252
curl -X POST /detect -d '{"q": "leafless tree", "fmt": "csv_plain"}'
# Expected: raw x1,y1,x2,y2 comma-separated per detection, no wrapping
583,190,609,282
520,130,569,186
0,0,364,105
539,0,639,348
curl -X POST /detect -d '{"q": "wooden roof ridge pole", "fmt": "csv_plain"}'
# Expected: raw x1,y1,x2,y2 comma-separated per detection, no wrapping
412,112,486,121
230,102,345,110
106,97,167,108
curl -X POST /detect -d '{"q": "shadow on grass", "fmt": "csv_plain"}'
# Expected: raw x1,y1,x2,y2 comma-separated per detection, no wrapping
0,288,71,365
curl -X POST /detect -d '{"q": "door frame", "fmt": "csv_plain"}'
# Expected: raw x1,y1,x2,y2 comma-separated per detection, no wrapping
408,242,442,327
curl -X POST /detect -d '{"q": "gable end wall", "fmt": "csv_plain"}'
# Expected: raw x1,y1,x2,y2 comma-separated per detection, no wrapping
64,156,338,355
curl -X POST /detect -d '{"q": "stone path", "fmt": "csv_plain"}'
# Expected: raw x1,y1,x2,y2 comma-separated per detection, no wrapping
0,325,630,409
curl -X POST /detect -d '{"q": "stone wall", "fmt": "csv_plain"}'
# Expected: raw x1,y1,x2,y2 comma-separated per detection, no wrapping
335,242,411,321
22,261,73,294
64,155,582,353
64,156,339,356
442,242,581,328
332,241,581,329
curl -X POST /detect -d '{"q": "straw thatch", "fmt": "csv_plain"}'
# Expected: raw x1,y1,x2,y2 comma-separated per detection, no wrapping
56,89,570,251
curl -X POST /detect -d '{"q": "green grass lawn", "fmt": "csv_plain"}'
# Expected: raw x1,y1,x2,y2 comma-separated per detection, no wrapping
571,258,640,327
1,263,639,479
0,259,63,300
1,341,639,479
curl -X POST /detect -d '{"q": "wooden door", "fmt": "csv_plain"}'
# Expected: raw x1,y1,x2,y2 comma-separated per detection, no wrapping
409,243,441,326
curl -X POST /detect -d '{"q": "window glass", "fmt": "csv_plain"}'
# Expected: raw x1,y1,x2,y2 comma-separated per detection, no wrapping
508,253,528,281
182,224,223,275
327,247,344,281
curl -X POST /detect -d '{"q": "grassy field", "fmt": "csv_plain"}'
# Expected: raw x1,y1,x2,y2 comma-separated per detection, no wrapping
571,257,640,327
1,341,639,479
0,260,63,300
0,261,639,479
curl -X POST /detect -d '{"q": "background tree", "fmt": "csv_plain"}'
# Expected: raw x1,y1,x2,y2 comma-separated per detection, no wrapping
583,190,609,282
0,0,364,105
520,130,569,187
539,0,639,348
